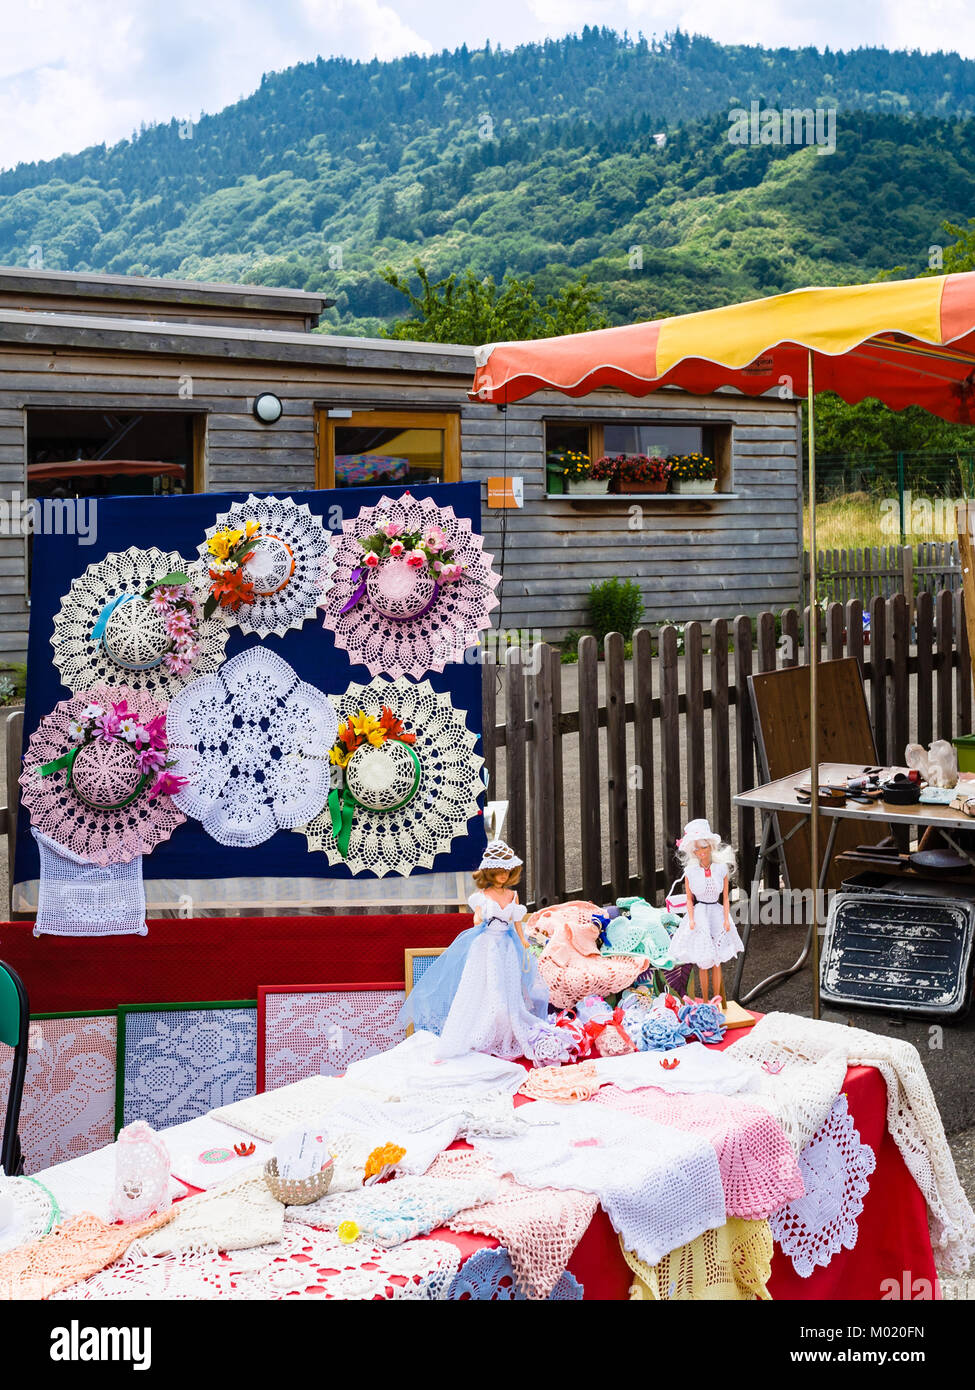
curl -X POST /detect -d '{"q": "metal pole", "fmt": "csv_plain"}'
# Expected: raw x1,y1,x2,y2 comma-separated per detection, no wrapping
808,349,821,1019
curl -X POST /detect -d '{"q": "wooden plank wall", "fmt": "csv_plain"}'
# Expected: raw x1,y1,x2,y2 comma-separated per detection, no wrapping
0,341,802,659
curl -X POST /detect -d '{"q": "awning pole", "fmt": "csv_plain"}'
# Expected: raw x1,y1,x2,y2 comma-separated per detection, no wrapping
808,349,821,1019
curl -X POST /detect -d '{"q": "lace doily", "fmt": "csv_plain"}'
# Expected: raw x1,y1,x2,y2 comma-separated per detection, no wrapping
431,1148,597,1299
134,1167,284,1256
19,686,186,866
519,1062,601,1104
769,1093,876,1278
0,1209,173,1301
298,677,483,876
33,829,147,938
0,1178,60,1255
167,648,337,848
321,493,501,679
593,1085,804,1221
287,1171,498,1247
446,1246,583,1301
472,1099,727,1266
53,1223,462,1301
52,547,229,696
199,495,334,638
731,1011,975,1274
623,1217,774,1301
262,988,405,1090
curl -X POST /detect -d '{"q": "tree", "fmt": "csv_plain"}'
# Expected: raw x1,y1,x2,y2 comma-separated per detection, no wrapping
379,258,608,344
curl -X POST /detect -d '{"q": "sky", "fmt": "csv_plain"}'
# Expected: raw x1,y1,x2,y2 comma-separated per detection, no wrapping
0,0,970,169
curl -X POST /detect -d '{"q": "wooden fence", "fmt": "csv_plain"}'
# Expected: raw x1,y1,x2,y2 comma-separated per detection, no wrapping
484,590,972,912
801,543,960,607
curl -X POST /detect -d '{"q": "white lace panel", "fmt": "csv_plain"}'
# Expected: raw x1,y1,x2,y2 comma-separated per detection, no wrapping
167,648,337,847
321,492,501,679
52,1224,463,1301
297,676,483,876
770,1093,876,1277
199,495,335,638
33,829,147,937
261,988,406,1090
51,547,229,696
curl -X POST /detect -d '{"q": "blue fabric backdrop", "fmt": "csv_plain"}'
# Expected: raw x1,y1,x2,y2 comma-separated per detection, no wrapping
16,482,487,887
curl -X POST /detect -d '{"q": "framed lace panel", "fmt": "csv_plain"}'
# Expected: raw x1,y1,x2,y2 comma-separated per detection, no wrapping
257,983,406,1092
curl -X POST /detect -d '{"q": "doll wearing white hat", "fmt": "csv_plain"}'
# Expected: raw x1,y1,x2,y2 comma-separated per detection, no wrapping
669,818,743,999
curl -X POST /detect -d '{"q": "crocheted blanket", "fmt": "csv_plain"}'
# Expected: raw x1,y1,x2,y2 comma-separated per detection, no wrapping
623,1217,774,1300
732,1011,975,1274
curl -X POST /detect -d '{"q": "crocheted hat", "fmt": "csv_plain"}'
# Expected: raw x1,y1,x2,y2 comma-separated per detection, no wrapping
478,840,523,871
51,547,230,698
320,493,501,679
19,686,186,866
198,494,335,638
165,648,338,848
678,818,722,852
297,676,484,876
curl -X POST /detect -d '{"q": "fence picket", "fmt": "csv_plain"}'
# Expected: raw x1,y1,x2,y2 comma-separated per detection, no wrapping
577,635,601,903
734,615,756,888
937,589,953,741
530,642,556,909
685,622,706,822
605,631,629,900
633,627,656,901
869,595,887,761
710,618,732,846
916,589,933,747
659,625,682,886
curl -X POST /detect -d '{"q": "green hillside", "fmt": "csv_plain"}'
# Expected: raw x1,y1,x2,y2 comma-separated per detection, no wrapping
2,29,975,333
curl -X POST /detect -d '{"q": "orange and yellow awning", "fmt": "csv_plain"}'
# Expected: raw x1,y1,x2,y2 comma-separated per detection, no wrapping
470,272,975,421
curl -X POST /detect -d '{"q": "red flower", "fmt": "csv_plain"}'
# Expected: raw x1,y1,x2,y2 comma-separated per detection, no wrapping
209,567,256,611
378,705,416,744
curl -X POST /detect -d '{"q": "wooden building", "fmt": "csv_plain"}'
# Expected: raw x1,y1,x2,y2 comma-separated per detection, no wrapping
0,268,802,661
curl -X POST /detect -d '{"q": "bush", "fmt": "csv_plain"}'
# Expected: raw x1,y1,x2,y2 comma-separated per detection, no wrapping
587,578,644,644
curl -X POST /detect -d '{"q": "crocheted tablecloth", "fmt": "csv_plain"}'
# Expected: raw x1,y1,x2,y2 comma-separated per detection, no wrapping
623,1217,774,1300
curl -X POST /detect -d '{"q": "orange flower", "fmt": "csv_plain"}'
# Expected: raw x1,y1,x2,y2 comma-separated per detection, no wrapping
363,1142,406,1183
209,567,256,610
378,706,415,744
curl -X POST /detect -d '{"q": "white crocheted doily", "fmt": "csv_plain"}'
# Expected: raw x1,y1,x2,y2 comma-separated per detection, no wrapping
199,495,335,638
166,648,338,848
51,547,229,697
0,1178,60,1255
321,493,501,679
769,1092,876,1278
297,676,484,876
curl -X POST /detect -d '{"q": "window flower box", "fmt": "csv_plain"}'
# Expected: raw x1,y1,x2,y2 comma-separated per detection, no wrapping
667,453,717,493
670,478,717,494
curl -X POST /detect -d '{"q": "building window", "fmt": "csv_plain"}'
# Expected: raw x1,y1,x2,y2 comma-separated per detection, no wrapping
545,419,732,494
26,408,202,499
317,409,461,489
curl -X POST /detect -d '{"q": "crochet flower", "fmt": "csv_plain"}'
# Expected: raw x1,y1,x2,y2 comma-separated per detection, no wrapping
94,710,121,741
526,1020,574,1068
679,998,726,1044
207,527,245,561
337,1220,360,1245
382,521,403,537
82,703,104,720
67,719,87,741
423,525,447,551
637,1016,687,1051
439,562,463,583
149,588,173,614
209,567,256,611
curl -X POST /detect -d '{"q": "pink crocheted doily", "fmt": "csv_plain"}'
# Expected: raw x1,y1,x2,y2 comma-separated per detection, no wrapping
20,686,185,866
321,493,501,679
594,1085,805,1221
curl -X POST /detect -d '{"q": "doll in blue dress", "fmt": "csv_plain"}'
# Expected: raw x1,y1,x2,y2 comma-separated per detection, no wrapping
398,840,552,1060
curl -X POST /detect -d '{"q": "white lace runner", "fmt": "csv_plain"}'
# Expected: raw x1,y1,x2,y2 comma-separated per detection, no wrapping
33,829,147,937
472,1099,727,1266
167,648,337,848
297,676,483,876
321,493,501,679
286,1172,498,1246
51,547,228,696
199,495,335,638
732,1011,975,1274
134,1167,284,1256
52,1223,462,1300
770,1093,876,1277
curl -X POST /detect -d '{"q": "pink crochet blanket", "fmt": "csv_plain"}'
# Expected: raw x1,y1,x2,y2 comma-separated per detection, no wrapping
593,1085,805,1221
0,1209,174,1300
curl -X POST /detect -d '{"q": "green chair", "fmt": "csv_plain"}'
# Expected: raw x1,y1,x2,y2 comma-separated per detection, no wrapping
0,961,29,1176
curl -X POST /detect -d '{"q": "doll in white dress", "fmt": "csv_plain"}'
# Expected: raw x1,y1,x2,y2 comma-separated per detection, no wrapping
398,840,551,1060
669,818,744,1000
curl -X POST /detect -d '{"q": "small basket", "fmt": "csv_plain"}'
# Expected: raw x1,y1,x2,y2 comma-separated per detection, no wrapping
263,1155,334,1206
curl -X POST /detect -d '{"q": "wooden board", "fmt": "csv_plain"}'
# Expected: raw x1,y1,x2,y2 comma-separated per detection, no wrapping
748,657,887,892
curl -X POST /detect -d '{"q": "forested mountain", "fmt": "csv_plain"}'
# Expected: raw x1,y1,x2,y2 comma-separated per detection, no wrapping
1,29,974,334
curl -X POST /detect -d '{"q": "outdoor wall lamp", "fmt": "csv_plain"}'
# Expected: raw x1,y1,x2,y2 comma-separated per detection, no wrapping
253,392,283,424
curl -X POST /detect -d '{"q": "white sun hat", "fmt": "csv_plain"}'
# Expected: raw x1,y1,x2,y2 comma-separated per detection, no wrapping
478,840,523,871
677,818,722,853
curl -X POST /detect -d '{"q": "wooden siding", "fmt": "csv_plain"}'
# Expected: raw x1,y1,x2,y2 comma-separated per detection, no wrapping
0,339,801,659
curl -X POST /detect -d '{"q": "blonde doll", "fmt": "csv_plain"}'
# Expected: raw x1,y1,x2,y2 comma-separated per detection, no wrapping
669,818,743,1000
398,841,550,1059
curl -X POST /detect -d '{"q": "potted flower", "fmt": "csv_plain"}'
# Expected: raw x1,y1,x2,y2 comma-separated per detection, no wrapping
667,453,718,494
563,450,613,495
612,454,670,494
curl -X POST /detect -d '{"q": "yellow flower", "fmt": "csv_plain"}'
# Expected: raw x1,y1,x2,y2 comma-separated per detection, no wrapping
330,745,351,767
337,1220,360,1244
244,519,261,538
207,527,244,561
350,712,386,747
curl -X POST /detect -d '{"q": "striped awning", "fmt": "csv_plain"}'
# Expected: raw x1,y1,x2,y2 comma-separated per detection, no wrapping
470,272,975,421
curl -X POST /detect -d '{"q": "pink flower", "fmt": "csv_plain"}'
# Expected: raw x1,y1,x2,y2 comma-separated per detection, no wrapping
388,539,405,558
148,771,188,801
364,552,380,568
94,711,121,741
165,609,194,638
423,525,447,551
148,590,171,614
405,549,426,569
382,521,403,538
141,713,169,751
439,562,463,583
163,653,191,675
136,745,167,775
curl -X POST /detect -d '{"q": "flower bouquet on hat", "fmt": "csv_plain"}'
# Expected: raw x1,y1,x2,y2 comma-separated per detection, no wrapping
20,687,187,866
198,494,335,638
51,547,229,698
321,493,500,679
